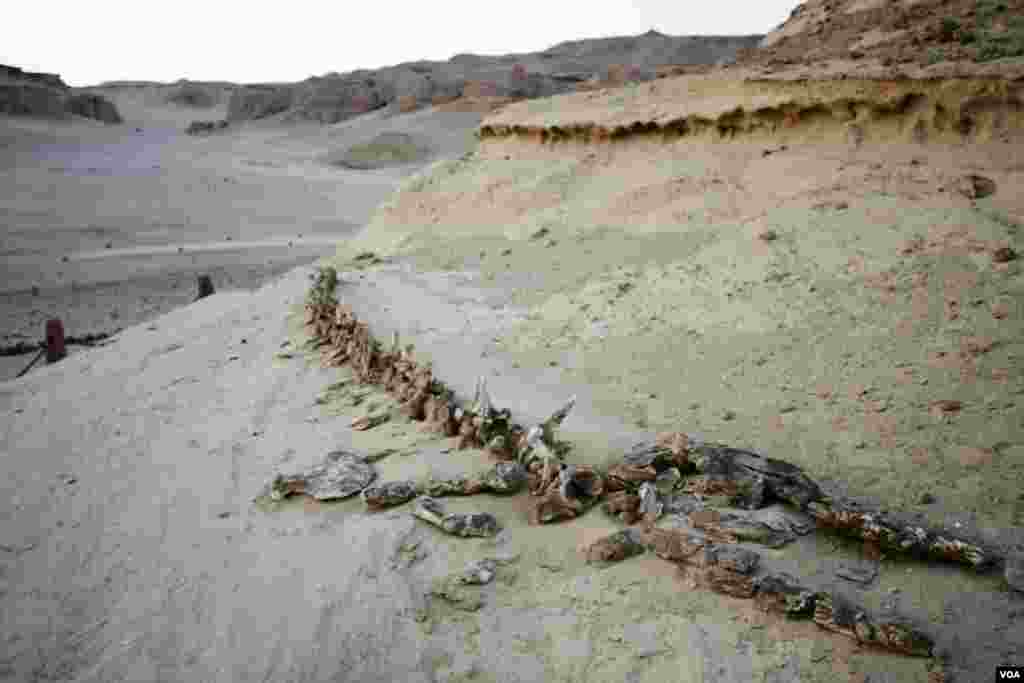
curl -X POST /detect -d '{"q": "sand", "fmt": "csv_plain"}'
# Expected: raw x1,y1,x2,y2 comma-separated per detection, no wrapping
340,73,1024,541
2,69,1023,682
0,93,482,380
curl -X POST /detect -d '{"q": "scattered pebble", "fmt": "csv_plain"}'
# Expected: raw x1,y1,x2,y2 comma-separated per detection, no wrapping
993,246,1017,264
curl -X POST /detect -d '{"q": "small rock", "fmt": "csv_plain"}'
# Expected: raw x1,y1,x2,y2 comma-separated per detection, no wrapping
757,228,778,242
195,275,215,301
812,200,850,211
362,480,418,509
585,528,647,564
954,174,996,200
260,450,376,502
702,565,756,598
606,463,657,491
705,545,760,575
752,572,817,617
351,413,389,431
603,490,642,524
654,468,682,495
412,496,501,537
429,576,486,611
626,439,689,471
992,246,1017,264
459,559,498,585
643,527,706,562
836,562,878,585
919,492,936,505
532,485,585,524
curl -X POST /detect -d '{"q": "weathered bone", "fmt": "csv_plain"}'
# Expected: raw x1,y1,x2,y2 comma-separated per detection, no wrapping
411,496,501,537
806,500,995,570
688,441,823,510
638,482,663,524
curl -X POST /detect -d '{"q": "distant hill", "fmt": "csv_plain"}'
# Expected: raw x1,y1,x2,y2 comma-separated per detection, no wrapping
223,30,763,124
1,64,122,123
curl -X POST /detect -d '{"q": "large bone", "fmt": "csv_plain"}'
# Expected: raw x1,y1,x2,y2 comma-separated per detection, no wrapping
519,395,576,475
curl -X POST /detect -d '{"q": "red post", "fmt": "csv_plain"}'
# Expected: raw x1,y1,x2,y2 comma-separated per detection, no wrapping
46,318,66,363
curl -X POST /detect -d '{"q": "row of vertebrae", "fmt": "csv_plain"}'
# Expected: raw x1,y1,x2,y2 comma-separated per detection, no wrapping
304,297,576,466
303,269,998,571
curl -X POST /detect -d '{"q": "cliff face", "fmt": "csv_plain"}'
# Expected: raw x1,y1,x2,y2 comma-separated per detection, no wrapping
737,0,1024,68
65,92,124,124
0,65,68,89
0,64,70,118
225,31,763,124
1,64,123,124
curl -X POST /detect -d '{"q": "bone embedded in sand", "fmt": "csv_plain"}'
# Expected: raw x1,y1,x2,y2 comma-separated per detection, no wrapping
528,463,604,524
638,482,663,524
362,480,419,509
605,462,657,492
603,490,642,525
351,412,390,431
804,499,995,570
585,528,648,564
411,496,501,537
474,462,529,494
261,449,376,502
688,442,823,510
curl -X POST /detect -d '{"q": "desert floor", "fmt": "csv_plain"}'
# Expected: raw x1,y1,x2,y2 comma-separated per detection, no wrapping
1,76,1022,682
0,93,482,380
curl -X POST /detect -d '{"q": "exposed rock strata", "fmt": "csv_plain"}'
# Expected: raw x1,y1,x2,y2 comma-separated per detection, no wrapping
478,77,1024,148
224,32,761,125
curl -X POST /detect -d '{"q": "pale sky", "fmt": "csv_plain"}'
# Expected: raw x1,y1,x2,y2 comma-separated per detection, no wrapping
4,1,796,87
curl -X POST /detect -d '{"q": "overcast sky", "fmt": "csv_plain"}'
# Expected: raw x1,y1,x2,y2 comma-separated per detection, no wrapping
4,1,796,87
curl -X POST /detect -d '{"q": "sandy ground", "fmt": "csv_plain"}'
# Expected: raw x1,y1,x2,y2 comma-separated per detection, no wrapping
2,70,1023,682
342,75,1024,539
0,93,482,380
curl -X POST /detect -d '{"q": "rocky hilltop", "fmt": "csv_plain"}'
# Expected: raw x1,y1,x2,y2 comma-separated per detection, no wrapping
1,64,122,123
226,31,763,124
738,0,1024,68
